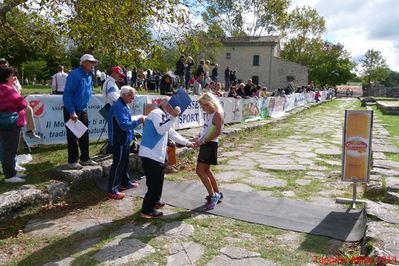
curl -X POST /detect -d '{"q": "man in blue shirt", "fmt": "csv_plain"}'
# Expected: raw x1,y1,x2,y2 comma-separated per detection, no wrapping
63,54,99,169
107,86,144,199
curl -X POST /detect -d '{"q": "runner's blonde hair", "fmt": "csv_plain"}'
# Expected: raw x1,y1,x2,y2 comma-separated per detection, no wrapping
198,92,224,114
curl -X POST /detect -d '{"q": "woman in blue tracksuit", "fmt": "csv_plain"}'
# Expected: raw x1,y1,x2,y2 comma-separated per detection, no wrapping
107,86,144,199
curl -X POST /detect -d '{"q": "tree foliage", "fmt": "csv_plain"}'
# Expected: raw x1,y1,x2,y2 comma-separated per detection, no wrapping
360,49,390,85
309,42,354,85
0,8,66,68
0,0,186,70
382,71,399,87
199,0,290,37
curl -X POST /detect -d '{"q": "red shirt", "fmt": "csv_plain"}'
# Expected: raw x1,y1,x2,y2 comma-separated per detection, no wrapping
0,83,27,127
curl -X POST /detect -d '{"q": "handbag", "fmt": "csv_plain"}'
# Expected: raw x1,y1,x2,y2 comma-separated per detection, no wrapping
0,112,18,130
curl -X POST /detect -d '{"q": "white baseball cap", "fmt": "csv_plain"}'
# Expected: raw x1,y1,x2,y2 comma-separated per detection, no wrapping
80,54,98,64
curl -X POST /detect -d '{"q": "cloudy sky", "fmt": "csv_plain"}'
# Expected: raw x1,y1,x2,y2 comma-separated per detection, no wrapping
290,0,399,71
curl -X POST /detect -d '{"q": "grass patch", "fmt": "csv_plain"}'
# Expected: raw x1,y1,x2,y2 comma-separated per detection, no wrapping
372,106,399,162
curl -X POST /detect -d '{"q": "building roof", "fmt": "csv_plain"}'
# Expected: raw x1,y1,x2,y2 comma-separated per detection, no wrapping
222,36,280,46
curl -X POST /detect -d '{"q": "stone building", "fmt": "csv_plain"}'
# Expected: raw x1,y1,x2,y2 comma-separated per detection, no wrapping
215,36,308,90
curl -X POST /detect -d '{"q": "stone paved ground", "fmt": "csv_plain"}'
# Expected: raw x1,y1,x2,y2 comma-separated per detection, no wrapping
1,98,399,265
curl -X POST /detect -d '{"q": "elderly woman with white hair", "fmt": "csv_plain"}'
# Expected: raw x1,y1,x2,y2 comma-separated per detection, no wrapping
107,86,145,200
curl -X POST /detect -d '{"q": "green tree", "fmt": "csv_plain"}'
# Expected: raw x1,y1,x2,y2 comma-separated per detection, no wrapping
0,8,66,68
309,42,355,85
281,5,326,66
1,0,185,68
22,60,50,84
382,71,399,87
199,0,290,37
360,49,390,85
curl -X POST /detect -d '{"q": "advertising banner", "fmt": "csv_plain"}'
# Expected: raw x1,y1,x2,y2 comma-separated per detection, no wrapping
242,97,260,121
294,93,305,107
24,92,328,146
304,92,315,104
342,110,373,183
258,97,269,118
219,97,242,123
284,94,296,111
270,96,286,117
25,95,108,147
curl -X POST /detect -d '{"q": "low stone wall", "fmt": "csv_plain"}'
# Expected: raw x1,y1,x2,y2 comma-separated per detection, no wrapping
376,101,399,115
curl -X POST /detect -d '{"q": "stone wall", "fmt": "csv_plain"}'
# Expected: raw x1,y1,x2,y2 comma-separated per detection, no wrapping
364,85,399,98
271,57,308,89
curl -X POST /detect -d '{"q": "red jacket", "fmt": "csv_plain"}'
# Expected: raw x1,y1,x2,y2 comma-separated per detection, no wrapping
0,83,27,127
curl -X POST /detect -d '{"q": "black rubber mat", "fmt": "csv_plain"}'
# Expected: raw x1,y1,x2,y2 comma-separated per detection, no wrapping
97,178,366,241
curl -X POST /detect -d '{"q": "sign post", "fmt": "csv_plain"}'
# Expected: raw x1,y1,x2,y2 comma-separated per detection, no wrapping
336,110,373,208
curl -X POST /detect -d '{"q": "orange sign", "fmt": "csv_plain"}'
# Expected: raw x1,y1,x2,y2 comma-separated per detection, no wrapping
342,110,373,182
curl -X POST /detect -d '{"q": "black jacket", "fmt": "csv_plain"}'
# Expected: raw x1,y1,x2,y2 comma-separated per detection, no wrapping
175,59,186,75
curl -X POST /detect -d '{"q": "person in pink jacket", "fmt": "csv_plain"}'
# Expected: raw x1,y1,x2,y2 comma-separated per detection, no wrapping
0,67,27,183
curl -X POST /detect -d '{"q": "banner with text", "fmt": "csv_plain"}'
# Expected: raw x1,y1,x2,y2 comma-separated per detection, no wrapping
25,93,329,146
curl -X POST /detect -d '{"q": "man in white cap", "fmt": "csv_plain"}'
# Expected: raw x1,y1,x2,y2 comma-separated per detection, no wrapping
63,54,99,169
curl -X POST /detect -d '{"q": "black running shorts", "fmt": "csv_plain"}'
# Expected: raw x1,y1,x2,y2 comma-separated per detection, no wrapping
197,141,218,165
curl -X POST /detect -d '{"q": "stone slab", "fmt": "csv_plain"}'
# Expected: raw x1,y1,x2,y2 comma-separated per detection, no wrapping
365,221,399,257
281,191,296,197
294,152,317,158
314,148,341,155
167,242,204,266
227,158,258,167
372,144,399,153
373,152,386,160
295,179,311,186
259,164,306,171
110,222,158,239
256,158,296,165
386,177,399,192
245,176,287,188
373,160,399,170
221,247,260,259
366,201,399,224
161,222,194,239
216,171,247,182
94,238,155,265
371,168,399,177
220,151,243,158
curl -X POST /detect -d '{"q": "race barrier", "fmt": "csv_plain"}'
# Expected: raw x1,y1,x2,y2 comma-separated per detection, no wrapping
25,91,327,146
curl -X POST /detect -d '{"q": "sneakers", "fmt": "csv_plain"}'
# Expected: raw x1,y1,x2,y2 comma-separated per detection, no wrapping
26,131,41,139
206,191,223,204
80,159,99,166
206,193,221,210
140,210,163,218
119,181,140,191
68,162,83,170
154,201,166,209
107,192,125,200
15,163,26,172
5,176,26,183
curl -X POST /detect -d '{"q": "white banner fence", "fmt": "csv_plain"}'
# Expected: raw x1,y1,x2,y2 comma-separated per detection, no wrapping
25,91,327,146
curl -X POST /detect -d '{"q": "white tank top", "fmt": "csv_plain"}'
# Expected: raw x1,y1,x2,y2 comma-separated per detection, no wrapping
199,112,222,143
